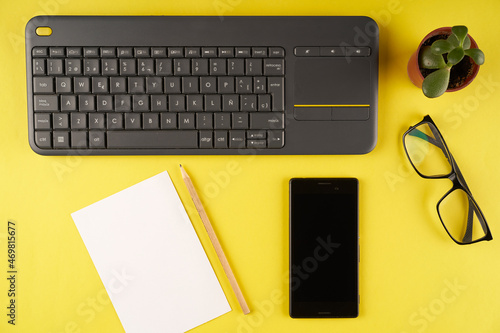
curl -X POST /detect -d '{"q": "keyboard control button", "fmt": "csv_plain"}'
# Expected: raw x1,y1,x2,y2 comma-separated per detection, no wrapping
84,47,99,57
202,47,217,57
50,47,65,57
107,130,198,149
252,47,267,57
267,77,284,111
32,47,48,57
185,47,200,57
71,131,88,148
247,130,266,139
134,47,150,57
267,130,284,148
118,47,133,57
218,47,234,57
250,112,284,129
320,47,345,56
294,47,319,57
247,139,266,148
34,95,58,111
168,47,183,57
53,131,70,148
34,114,51,130
151,47,167,57
67,47,82,57
101,47,116,57
345,47,371,57
89,131,106,148
263,59,284,76
229,130,245,148
35,131,52,148
235,47,251,58
269,47,285,57
33,77,54,93
199,130,213,148
214,130,228,148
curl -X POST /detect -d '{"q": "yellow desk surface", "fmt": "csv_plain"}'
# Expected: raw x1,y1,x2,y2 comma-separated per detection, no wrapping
1,1,500,332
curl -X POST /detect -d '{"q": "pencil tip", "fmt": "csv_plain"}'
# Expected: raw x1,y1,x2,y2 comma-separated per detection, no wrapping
179,164,182,167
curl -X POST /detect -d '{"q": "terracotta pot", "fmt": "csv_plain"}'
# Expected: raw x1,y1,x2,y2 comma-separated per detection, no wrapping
407,27,480,92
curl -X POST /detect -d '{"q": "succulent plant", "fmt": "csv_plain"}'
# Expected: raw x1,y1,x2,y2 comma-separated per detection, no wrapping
419,25,485,98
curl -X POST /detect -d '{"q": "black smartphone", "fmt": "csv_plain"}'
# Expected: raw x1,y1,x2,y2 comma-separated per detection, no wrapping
289,178,359,318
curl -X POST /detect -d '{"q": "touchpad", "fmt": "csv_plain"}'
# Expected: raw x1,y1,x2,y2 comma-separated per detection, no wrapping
294,58,371,120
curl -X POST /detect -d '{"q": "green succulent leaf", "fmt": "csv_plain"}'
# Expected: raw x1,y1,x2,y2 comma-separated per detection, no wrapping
431,40,454,55
422,67,451,98
463,36,471,50
464,48,485,65
419,46,446,69
452,26,468,45
447,33,460,47
447,47,465,65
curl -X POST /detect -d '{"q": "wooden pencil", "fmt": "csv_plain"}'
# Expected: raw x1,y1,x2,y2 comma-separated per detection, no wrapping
179,165,250,315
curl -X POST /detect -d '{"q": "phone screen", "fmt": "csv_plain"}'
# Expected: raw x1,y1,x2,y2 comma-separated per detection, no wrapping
289,178,358,318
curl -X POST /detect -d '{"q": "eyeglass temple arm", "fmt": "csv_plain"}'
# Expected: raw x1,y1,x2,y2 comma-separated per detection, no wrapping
409,129,489,241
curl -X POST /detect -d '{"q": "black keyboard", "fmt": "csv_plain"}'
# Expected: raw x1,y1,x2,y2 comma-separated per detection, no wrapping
26,16,379,155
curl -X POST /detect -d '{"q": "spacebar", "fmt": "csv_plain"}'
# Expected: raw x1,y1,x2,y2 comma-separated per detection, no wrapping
107,131,198,149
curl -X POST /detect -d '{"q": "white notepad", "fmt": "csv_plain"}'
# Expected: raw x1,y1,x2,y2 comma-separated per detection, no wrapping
71,171,231,333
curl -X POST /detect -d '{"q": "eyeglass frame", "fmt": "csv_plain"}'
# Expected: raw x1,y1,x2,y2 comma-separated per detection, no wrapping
402,115,492,245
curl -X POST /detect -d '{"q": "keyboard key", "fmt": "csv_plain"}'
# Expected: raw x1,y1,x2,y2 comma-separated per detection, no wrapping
84,59,100,75
67,47,82,57
214,130,228,148
92,77,109,93
268,130,284,148
205,95,221,111
214,113,231,129
143,113,159,129
84,47,99,57
161,113,177,129
218,47,234,57
50,47,65,57
79,95,95,111
146,77,163,94
107,130,198,148
269,47,285,57
33,77,54,93
197,113,213,129
267,77,284,111
66,59,82,75
107,113,123,129
232,112,249,129
250,112,284,129
186,95,203,111
33,59,46,75
165,77,181,93
222,95,238,111
236,77,252,93
156,59,172,75
110,77,127,93
89,131,106,148
199,130,213,148
202,47,217,57
102,59,118,75
34,95,58,111
120,59,137,75
134,47,150,57
47,59,63,75
118,47,133,57
53,113,69,129
128,77,145,93
252,47,267,57
218,77,235,93
254,77,266,93
89,114,105,129
35,131,51,148
152,47,167,57
228,59,244,75
138,59,154,75
125,113,141,129
32,47,48,57
192,59,208,75
320,46,345,56
247,130,266,139
168,47,183,57
168,95,185,111
34,114,51,130
97,95,113,111
151,95,167,111
101,47,116,57
71,113,87,129
200,77,217,94
74,77,91,93
263,59,284,76
246,59,262,75
345,46,371,57
229,130,245,148
240,95,257,111
71,131,88,148
53,131,70,148
179,113,196,129
294,47,319,56
258,94,271,111
133,95,149,111
247,139,266,148
59,95,75,112
173,59,190,75
235,47,251,57
115,95,131,111
182,77,199,94
56,77,72,93
185,47,200,57
210,59,226,75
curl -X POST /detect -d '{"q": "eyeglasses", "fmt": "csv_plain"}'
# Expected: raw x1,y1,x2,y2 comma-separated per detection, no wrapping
402,115,492,245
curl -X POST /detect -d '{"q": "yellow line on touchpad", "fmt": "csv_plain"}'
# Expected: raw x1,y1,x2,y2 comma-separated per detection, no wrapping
294,104,370,107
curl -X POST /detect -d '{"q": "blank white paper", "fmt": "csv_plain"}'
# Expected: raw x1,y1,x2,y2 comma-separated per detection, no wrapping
71,171,231,333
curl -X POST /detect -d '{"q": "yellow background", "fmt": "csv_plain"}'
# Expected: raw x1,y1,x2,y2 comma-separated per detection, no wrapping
1,0,500,332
